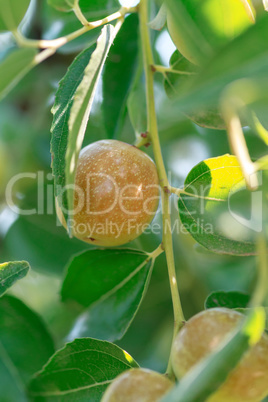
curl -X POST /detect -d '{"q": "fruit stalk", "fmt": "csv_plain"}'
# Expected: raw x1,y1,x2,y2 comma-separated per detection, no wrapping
139,0,185,376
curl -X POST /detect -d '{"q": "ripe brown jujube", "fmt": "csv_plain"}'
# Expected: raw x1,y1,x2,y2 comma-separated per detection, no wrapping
101,368,173,402
57,140,159,246
172,308,268,402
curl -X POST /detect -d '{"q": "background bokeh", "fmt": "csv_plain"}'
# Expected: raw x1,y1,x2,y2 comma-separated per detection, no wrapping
0,0,267,375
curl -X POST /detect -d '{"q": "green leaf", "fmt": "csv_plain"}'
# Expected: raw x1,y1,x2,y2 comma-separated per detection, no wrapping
28,338,138,401
47,0,119,15
166,0,211,65
178,154,259,255
66,24,117,229
0,295,54,402
205,291,250,310
161,308,265,402
172,12,268,113
62,248,153,341
166,0,255,66
164,50,225,130
4,214,87,275
0,260,30,296
0,48,37,101
79,0,119,18
148,3,167,31
47,0,76,12
3,177,87,275
164,50,198,100
102,14,139,138
0,0,31,31
127,59,147,136
51,45,94,221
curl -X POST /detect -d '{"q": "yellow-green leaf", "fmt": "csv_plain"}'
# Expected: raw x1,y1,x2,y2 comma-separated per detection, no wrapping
0,261,30,296
178,154,263,255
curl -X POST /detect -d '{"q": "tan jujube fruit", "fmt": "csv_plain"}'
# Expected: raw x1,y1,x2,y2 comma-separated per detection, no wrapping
57,140,159,246
172,308,268,402
101,368,173,402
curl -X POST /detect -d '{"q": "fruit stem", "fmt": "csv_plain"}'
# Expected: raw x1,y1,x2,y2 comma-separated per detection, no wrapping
73,0,89,26
251,112,268,146
250,234,268,308
147,243,164,260
255,155,268,172
139,0,185,377
153,64,196,76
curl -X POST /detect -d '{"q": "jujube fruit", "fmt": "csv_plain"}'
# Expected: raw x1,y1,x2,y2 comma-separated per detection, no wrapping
171,308,268,402
101,368,173,402
57,140,159,246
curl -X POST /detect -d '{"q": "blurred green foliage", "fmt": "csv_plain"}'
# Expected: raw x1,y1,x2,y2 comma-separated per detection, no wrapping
0,0,267,400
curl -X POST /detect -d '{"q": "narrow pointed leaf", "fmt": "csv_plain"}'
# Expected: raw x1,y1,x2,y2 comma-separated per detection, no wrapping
51,45,94,220
102,14,139,138
0,48,37,101
62,248,153,341
0,260,30,296
28,338,138,401
66,24,117,229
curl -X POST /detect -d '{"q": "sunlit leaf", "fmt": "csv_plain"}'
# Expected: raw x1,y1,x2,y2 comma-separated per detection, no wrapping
28,338,138,401
171,12,268,113
178,154,260,255
166,0,255,65
0,260,29,296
